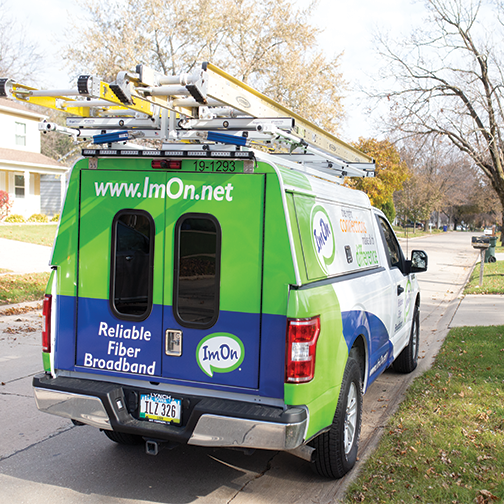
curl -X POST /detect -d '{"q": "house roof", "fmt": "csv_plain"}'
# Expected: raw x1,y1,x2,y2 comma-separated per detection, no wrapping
0,147,67,173
0,97,46,120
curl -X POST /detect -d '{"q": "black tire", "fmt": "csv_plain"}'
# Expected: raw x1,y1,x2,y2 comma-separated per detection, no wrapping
103,429,144,445
310,358,363,479
393,306,419,373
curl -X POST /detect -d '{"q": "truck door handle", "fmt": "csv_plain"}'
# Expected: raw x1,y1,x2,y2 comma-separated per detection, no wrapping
165,330,183,357
397,285,404,296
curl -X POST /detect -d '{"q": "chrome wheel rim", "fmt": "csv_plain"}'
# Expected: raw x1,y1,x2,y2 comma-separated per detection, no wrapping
344,382,358,455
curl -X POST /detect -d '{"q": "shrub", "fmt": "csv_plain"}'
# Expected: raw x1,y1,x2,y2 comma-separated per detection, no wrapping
50,214,60,222
4,214,25,223
27,213,49,223
0,190,13,220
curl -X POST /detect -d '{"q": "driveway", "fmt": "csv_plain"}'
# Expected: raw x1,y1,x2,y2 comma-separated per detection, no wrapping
0,238,51,274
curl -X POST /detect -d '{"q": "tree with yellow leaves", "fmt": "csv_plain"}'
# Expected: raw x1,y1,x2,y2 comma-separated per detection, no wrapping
64,0,346,134
346,138,410,223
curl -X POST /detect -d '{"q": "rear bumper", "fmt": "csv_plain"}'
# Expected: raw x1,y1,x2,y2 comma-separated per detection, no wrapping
33,373,307,451
34,387,112,429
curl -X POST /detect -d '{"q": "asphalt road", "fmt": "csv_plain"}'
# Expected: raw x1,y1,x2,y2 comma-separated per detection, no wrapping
0,232,479,504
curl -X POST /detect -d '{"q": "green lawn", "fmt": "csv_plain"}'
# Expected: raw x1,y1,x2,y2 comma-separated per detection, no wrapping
0,224,57,246
393,227,444,239
345,325,504,503
0,272,50,305
464,245,504,294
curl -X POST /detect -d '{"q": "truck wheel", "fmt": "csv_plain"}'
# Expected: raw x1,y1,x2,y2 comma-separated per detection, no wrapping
103,429,144,445
310,358,362,479
393,306,419,373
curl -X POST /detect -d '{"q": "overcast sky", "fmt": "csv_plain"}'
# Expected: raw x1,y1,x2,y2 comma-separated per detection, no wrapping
297,0,426,140
7,0,426,142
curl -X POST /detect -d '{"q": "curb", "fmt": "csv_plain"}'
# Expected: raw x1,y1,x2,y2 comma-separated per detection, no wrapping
446,252,479,328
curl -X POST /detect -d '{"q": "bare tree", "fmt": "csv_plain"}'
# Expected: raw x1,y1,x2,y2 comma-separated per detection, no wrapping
0,1,44,82
64,0,345,133
397,137,479,229
373,0,504,241
469,178,503,228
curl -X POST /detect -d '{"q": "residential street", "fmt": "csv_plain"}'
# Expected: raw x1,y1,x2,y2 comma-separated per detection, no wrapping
0,232,485,503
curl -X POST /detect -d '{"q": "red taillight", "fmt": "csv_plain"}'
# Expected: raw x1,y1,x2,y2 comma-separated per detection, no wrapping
151,159,182,170
285,316,320,383
42,295,52,353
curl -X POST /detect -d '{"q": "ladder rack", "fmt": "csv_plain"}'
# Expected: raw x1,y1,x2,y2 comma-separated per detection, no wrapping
0,63,374,179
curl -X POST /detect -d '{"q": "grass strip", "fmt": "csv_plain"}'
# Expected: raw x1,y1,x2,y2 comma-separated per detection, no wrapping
0,273,50,305
464,259,504,294
345,325,504,503
393,227,443,239
0,224,57,246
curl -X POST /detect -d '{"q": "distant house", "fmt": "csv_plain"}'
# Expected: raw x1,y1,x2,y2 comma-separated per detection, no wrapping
0,98,68,218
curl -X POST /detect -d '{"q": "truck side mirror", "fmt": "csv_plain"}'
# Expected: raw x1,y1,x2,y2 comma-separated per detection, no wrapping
410,250,428,273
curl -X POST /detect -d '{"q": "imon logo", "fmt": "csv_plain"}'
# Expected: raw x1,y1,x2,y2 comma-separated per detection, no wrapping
311,205,335,272
196,333,245,377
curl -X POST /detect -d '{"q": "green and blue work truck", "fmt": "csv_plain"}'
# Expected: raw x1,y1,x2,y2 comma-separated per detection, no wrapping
1,63,427,478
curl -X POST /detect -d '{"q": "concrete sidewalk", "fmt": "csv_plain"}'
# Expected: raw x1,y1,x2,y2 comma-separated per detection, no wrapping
450,294,504,327
0,238,52,274
449,251,504,327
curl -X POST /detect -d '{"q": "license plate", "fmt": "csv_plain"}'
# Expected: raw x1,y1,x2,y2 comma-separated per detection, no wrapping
139,393,181,424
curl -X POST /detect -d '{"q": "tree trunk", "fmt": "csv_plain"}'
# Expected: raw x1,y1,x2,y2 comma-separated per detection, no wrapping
501,208,504,245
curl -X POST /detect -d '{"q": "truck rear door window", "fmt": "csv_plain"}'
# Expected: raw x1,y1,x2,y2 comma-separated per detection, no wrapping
174,214,221,328
110,210,154,320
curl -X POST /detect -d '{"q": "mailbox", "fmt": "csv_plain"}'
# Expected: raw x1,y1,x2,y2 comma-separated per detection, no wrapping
471,236,490,249
472,236,491,287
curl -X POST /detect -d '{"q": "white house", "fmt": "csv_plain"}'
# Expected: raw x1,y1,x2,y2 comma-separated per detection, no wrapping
0,98,68,218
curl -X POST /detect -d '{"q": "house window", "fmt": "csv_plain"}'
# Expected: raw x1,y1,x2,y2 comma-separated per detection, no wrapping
173,214,221,329
15,122,26,146
14,175,25,198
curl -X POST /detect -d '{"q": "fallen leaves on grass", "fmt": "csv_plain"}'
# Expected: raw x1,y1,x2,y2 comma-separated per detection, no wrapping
475,489,498,503
0,273,49,305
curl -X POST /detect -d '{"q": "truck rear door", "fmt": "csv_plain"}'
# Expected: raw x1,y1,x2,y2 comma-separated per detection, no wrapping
160,171,265,389
75,163,265,391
